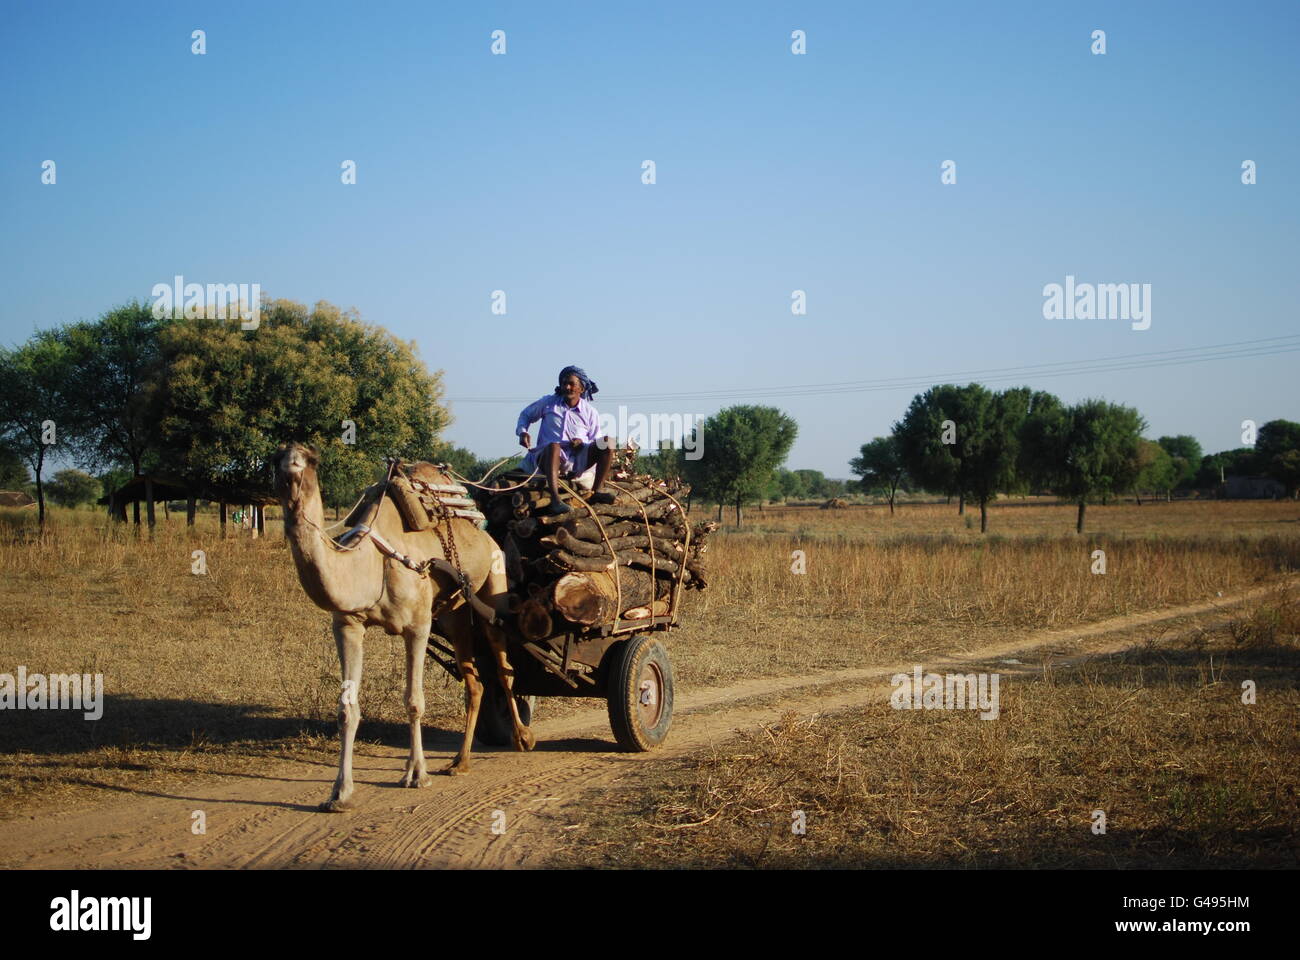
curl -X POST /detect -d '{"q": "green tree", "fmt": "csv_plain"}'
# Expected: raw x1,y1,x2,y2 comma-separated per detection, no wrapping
45,468,101,508
0,444,30,489
1031,399,1146,533
0,332,74,524
682,405,797,526
894,384,965,511
895,384,1034,531
1256,420,1300,498
155,300,447,512
1195,448,1258,488
1133,439,1176,503
792,468,826,499
1156,435,1202,491
849,436,908,514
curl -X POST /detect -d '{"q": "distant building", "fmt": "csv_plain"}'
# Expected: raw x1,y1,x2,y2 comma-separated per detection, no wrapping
1224,475,1285,499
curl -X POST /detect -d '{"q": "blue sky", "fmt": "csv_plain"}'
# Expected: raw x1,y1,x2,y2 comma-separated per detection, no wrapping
3,1,1297,475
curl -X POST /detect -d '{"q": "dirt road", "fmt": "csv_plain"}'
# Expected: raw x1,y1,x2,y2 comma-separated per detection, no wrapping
0,585,1281,869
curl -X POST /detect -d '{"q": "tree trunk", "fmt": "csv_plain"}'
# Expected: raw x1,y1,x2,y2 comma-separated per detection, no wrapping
1076,499,1086,534
186,496,196,526
255,504,265,536
132,499,140,524
716,501,723,523
145,477,156,528
35,449,45,526
219,501,227,535
888,490,895,515
735,497,743,528
958,492,965,515
979,498,988,533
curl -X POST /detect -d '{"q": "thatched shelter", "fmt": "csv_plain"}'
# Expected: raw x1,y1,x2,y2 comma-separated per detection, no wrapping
98,475,277,531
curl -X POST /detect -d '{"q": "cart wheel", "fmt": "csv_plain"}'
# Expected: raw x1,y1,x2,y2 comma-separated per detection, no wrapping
468,682,535,747
606,635,674,751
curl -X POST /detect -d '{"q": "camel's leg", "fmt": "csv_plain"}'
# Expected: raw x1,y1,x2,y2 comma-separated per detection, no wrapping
439,606,481,775
398,611,433,788
323,615,364,812
480,568,536,752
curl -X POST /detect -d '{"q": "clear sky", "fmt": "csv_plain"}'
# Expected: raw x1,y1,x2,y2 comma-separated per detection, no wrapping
3,1,1297,475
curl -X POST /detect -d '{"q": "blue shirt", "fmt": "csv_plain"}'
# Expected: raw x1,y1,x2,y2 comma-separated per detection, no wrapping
516,394,602,469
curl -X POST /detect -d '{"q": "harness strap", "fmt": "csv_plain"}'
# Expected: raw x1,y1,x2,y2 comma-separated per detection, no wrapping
367,529,502,625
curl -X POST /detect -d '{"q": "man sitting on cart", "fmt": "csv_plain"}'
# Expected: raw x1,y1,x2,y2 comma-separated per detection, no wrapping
516,365,616,515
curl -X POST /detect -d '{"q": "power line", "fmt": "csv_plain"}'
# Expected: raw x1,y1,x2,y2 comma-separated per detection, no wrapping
446,334,1300,404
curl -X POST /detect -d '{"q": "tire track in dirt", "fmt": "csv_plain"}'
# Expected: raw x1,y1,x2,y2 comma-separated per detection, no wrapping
0,582,1288,869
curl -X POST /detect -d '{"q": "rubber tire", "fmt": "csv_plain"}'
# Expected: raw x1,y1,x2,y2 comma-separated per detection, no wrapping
606,635,674,751
468,681,535,747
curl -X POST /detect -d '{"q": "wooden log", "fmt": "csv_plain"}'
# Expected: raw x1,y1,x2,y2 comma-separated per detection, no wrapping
560,519,681,544
556,528,686,559
547,549,616,573
552,569,670,626
623,600,670,619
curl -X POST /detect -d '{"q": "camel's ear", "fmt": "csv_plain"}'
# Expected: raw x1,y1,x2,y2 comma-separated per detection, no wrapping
304,444,320,465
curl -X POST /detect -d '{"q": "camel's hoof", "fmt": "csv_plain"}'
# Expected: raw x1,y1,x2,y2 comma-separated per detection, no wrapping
514,728,537,752
319,797,354,813
399,772,432,789
443,761,471,776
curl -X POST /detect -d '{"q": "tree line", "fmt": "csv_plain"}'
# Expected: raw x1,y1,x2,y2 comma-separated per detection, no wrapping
4,302,1296,535
849,384,1300,532
0,299,492,524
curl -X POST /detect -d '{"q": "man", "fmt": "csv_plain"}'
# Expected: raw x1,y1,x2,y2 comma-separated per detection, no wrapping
516,365,616,515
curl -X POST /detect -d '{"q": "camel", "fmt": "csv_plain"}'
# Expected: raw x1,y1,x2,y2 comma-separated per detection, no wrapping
271,441,535,812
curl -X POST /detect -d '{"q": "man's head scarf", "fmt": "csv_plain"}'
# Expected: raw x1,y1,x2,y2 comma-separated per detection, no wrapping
556,365,598,399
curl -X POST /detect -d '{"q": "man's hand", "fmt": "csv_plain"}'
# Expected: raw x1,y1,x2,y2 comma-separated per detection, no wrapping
569,437,583,451
519,431,531,449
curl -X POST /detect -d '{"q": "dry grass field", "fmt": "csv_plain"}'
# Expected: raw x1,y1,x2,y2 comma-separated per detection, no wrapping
554,594,1300,868
1,497,1298,826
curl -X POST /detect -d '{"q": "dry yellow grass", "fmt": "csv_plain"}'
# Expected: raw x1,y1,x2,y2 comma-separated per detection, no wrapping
556,592,1300,869
1,498,1297,818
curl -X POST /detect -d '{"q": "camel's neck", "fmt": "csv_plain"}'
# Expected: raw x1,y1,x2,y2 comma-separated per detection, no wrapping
280,473,382,613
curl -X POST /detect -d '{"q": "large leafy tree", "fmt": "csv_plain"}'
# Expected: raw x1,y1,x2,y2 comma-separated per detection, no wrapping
894,384,964,509
0,332,74,524
682,405,797,525
895,384,1040,531
0,444,30,489
1195,448,1258,488
155,299,447,510
1133,439,1177,503
45,468,101,508
1029,399,1145,533
849,436,908,514
61,302,168,478
1256,419,1300,498
1156,435,1202,491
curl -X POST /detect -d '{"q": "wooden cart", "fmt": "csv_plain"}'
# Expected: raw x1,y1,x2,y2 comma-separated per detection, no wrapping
425,471,691,752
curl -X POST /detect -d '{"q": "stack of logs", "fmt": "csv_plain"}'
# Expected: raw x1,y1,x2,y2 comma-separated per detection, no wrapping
475,472,717,642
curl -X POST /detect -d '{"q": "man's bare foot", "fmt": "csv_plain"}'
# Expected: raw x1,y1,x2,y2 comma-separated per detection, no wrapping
545,499,572,515
588,490,616,505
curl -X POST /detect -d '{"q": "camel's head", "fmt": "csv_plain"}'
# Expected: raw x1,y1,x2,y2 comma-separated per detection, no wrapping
271,441,320,507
